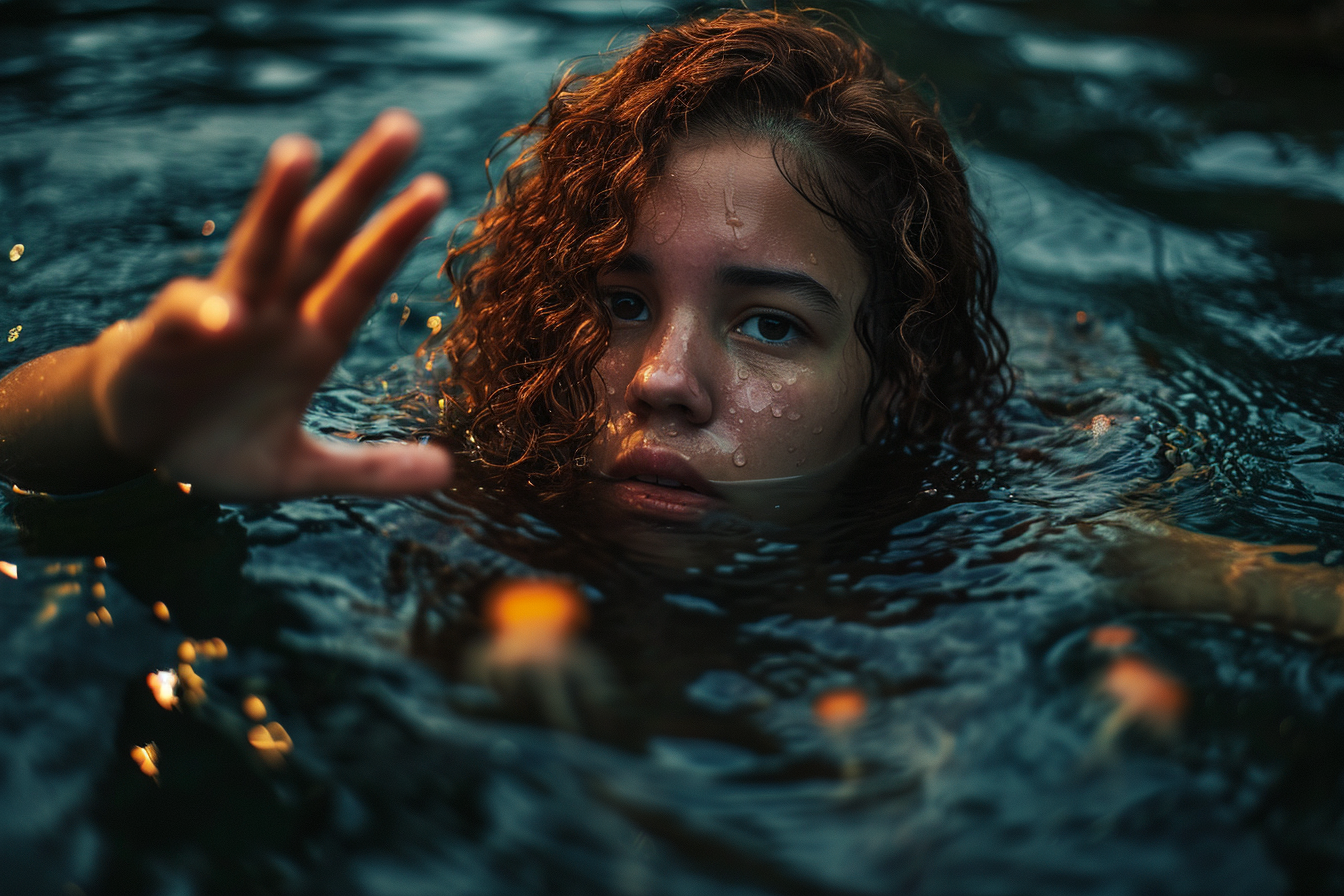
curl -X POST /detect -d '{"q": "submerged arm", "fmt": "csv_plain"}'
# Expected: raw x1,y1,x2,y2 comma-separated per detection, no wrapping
1087,513,1344,638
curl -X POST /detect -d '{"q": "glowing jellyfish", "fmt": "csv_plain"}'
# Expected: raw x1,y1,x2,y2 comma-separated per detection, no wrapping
486,579,586,666
146,670,179,710
813,688,867,732
813,688,868,790
470,579,610,731
1096,655,1187,744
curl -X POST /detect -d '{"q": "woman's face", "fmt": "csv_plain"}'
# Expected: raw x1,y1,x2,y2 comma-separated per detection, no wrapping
589,135,881,524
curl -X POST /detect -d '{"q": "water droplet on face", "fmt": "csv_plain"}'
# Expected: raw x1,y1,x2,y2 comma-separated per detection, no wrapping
732,450,748,467
737,369,749,380
808,252,817,265
787,411,801,421
665,425,679,437
607,385,617,395
770,382,781,392
812,426,823,434
787,446,796,453
771,407,782,417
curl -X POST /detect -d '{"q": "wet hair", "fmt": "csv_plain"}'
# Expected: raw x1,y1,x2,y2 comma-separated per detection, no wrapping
437,8,1010,495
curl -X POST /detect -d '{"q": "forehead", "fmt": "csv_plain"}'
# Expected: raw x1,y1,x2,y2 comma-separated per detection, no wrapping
630,135,869,308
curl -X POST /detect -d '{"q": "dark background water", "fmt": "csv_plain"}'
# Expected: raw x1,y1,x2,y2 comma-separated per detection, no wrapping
1,1,1343,894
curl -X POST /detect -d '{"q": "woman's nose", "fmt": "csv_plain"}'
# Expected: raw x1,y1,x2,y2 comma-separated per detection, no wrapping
625,323,713,425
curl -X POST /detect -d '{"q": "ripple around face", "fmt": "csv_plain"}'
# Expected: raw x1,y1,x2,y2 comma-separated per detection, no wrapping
1,0,1343,893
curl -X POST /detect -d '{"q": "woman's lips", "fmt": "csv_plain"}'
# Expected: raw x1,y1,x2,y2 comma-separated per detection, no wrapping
599,449,724,522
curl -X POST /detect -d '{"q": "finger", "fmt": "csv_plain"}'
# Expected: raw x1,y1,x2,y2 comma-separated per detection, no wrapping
300,172,447,340
214,135,319,303
277,109,423,304
281,436,454,498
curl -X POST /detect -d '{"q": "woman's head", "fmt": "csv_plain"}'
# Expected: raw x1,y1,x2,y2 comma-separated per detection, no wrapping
440,9,1009,509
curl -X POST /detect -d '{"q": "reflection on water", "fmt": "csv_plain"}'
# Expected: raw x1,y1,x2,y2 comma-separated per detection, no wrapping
2,0,1343,893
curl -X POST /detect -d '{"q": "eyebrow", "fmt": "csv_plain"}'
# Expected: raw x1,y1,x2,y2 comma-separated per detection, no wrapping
718,265,841,318
606,254,842,318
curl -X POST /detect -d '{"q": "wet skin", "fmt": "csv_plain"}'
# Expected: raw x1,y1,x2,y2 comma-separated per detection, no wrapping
590,135,882,524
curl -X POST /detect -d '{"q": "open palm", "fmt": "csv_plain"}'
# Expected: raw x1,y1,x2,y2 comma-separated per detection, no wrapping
86,110,452,500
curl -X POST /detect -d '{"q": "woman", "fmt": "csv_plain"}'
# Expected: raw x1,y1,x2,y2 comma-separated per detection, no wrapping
0,10,1007,524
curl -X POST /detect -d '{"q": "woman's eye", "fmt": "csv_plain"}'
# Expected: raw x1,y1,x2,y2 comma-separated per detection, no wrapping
737,313,801,344
605,291,649,322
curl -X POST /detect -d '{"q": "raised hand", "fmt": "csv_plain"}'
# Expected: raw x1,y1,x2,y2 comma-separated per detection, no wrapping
76,110,452,500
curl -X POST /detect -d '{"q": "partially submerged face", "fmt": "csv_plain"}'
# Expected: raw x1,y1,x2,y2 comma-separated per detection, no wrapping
589,135,883,524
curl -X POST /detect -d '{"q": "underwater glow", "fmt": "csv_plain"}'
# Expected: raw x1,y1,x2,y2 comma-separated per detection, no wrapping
1097,655,1188,741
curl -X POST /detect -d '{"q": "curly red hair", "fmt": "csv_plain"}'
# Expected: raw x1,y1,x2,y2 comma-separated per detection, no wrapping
438,9,1009,495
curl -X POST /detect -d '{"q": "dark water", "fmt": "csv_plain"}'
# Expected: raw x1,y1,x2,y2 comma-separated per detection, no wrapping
2,1,1343,894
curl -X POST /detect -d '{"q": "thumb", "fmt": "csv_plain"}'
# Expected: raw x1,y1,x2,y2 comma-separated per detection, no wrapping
280,435,454,498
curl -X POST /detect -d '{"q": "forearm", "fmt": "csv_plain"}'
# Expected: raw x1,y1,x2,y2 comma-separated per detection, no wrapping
0,340,149,494
1091,515,1344,638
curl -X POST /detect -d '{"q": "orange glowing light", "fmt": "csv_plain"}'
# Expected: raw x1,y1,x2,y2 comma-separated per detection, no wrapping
177,482,192,494
93,556,106,569
86,611,100,626
248,722,293,765
8,244,23,262
92,582,106,599
178,640,196,663
96,606,113,626
44,582,80,599
201,637,227,659
1089,625,1136,650
151,601,169,621
146,670,179,710
35,603,57,624
201,219,216,236
0,561,16,579
1075,310,1089,326
488,579,586,634
814,688,867,730
242,695,267,721
177,663,206,704
485,579,587,666
1099,655,1188,736
131,743,160,778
